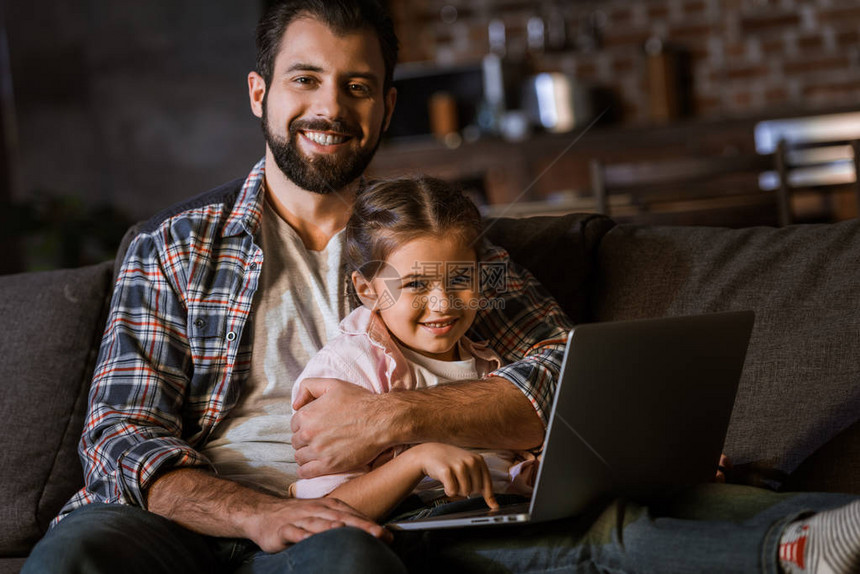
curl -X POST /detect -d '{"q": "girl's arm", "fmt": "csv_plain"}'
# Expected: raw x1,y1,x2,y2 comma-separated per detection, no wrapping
326,443,499,521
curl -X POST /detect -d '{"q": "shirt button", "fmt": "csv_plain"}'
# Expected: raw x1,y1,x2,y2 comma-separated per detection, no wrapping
250,262,258,270
194,318,206,329
226,331,237,342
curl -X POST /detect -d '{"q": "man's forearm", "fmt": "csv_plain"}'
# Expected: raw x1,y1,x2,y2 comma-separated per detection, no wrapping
292,376,545,478
147,467,389,552
147,467,273,539
382,376,544,451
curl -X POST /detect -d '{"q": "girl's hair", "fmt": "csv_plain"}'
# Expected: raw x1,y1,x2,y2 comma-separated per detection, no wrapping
344,176,483,279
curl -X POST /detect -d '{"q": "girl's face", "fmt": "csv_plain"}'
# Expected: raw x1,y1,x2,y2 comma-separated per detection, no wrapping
354,234,480,361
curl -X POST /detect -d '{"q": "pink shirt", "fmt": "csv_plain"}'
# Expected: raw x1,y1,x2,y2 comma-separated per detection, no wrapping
290,306,536,499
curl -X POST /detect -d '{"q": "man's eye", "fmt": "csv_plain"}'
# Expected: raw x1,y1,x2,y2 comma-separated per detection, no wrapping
406,280,427,291
348,83,371,96
294,77,316,87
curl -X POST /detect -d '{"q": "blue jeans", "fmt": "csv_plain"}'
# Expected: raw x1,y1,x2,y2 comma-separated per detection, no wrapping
390,484,858,573
24,485,858,573
22,503,406,574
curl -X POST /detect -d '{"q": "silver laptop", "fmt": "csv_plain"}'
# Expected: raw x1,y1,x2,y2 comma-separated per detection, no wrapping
387,311,754,531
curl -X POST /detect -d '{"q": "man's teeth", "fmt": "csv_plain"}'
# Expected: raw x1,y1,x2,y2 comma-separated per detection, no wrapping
304,131,347,146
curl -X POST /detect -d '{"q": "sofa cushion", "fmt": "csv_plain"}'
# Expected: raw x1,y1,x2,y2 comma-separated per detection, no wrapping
483,213,615,324
0,558,27,574
593,219,860,491
0,261,113,555
780,419,860,494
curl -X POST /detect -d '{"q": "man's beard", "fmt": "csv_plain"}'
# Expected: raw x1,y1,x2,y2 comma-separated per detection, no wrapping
261,103,382,195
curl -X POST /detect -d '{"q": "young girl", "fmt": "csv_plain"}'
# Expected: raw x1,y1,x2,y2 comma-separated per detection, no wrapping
289,176,537,521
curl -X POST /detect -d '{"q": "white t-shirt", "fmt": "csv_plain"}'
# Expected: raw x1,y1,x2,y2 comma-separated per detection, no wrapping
200,199,349,496
397,340,533,499
398,340,480,388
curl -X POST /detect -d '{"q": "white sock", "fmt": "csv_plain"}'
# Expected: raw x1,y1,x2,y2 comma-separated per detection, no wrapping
779,500,860,574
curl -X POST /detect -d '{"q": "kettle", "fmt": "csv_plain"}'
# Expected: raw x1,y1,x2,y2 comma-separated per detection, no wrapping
522,73,594,133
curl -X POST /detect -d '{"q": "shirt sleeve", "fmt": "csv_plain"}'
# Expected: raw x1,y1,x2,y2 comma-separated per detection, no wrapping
470,240,575,426
291,342,366,405
78,231,211,510
291,341,377,498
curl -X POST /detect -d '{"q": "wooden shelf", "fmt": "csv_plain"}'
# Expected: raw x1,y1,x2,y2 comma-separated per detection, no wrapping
369,116,768,225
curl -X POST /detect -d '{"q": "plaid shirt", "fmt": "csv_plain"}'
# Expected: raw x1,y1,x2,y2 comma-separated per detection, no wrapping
56,159,574,522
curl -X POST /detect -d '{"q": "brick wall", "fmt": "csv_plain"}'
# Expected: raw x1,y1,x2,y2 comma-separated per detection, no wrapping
390,0,860,124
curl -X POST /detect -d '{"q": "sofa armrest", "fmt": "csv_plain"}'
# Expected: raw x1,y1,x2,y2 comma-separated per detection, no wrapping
0,261,113,555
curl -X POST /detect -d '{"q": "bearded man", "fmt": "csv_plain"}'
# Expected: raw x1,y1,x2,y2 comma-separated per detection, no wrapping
22,1,564,572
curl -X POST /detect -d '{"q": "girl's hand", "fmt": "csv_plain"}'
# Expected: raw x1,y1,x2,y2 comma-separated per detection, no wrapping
715,453,733,483
407,443,499,510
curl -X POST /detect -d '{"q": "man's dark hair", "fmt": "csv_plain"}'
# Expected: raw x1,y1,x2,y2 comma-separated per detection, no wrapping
256,0,399,91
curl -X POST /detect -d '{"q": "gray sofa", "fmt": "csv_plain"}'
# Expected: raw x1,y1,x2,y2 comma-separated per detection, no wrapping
2,213,859,573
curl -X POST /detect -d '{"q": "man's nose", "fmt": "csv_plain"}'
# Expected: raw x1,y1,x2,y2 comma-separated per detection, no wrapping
312,82,346,121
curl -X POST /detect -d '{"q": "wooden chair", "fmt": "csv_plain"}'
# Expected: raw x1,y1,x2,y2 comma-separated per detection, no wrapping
755,113,860,225
588,152,776,227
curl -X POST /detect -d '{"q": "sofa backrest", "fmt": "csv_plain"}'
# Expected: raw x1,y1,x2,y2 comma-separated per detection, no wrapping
593,219,860,492
482,213,615,324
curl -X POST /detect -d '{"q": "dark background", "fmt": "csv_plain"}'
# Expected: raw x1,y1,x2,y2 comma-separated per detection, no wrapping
1,1,263,273
4,0,860,273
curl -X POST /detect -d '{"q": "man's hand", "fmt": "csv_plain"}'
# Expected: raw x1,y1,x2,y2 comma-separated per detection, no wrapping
292,378,389,478
148,468,390,553
243,496,391,553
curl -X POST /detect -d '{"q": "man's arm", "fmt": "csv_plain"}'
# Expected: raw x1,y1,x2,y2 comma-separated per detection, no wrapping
292,376,543,479
147,468,389,553
76,231,212,511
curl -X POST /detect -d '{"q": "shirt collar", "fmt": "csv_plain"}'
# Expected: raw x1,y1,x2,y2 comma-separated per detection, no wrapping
223,157,266,238
339,306,392,349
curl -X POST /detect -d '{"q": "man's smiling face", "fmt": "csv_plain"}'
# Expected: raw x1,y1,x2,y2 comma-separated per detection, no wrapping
256,16,396,194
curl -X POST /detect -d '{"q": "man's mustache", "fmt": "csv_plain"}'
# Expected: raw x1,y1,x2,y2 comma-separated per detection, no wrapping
290,118,362,138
